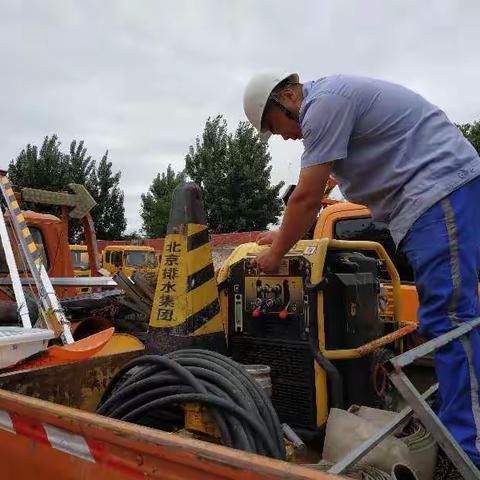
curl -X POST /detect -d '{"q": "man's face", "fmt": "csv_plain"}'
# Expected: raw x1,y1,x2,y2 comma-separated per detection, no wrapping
262,106,303,141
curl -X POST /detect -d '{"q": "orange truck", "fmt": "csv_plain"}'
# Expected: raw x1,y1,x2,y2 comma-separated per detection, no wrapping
0,350,336,480
0,210,78,299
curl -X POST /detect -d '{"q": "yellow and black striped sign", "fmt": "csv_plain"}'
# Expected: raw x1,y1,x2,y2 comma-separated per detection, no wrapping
149,223,222,337
0,176,42,265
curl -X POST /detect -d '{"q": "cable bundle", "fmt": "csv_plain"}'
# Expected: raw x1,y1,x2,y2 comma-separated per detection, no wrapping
97,349,286,460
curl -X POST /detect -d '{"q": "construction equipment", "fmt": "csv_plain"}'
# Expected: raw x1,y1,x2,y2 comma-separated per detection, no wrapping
217,239,415,436
70,244,91,293
283,183,419,325
101,244,158,278
70,244,91,272
144,182,414,438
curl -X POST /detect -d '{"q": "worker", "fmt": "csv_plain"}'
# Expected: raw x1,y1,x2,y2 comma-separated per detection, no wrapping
243,72,480,465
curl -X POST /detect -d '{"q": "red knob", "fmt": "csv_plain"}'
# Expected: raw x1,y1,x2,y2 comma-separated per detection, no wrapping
279,310,289,319
252,308,261,318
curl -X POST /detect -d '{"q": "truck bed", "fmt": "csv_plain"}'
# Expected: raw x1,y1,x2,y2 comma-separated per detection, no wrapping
0,351,337,480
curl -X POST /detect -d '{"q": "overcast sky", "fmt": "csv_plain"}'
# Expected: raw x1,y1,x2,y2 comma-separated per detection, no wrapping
1,1,479,232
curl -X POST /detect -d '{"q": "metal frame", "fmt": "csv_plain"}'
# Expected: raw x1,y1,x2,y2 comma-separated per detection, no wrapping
0,207,31,328
387,318,480,480
326,318,480,479
0,277,118,287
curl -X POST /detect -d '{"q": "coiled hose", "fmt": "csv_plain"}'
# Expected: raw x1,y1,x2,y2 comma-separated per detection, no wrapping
97,349,286,460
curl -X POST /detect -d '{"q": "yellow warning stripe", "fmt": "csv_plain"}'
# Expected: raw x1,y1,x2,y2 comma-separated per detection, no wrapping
185,242,213,274
0,176,41,262
186,277,218,314
187,223,207,236
192,312,223,336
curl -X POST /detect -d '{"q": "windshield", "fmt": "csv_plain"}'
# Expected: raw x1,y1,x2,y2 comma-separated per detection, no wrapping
70,250,90,270
0,226,49,272
125,250,158,268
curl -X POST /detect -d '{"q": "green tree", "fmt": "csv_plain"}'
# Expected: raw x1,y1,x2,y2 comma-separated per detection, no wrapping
90,153,127,240
458,121,480,153
8,135,70,196
140,165,186,238
185,116,284,232
8,135,127,241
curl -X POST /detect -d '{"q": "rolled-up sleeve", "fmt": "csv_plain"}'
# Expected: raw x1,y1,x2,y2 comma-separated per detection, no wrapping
301,94,356,169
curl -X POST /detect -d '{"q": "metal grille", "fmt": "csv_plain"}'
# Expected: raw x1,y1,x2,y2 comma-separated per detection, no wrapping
230,336,317,431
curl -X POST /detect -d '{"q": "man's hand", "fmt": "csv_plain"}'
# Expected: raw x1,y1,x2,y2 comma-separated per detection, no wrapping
256,231,279,245
254,248,283,273
265,163,333,258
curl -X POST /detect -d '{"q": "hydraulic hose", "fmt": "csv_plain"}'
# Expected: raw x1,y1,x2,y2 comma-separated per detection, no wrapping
97,349,286,460
308,331,344,409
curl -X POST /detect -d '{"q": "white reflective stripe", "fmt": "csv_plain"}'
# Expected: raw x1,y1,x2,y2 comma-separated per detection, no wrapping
0,410,14,433
44,424,95,463
441,198,462,321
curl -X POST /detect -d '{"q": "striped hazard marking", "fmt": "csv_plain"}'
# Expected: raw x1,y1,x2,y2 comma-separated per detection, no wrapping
0,409,95,463
0,408,156,478
150,223,221,335
0,176,42,265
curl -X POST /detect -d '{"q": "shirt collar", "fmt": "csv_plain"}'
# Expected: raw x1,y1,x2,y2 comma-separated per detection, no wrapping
299,81,315,122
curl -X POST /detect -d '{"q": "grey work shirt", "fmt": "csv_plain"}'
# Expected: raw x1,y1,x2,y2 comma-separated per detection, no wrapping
300,75,480,245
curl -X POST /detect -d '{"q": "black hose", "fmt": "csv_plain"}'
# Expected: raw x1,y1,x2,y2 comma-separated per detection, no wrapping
308,332,344,409
97,349,286,460
168,348,285,454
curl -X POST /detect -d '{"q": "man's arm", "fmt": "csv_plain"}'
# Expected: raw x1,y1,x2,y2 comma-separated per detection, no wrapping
271,162,333,256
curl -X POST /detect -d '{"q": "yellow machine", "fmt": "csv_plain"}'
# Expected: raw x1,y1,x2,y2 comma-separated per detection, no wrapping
215,239,414,436
101,245,158,278
147,183,415,440
69,244,91,293
69,244,91,277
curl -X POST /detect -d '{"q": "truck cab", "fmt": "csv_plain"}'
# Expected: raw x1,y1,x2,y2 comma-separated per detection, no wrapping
0,210,77,298
69,244,91,277
69,244,92,293
101,245,158,277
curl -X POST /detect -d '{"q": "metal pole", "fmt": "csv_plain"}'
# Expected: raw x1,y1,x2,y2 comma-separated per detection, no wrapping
390,317,480,369
0,209,31,328
0,277,117,287
389,370,479,479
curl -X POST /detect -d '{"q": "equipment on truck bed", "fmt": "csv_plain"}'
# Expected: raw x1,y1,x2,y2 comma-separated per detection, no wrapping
217,239,415,436
143,182,415,443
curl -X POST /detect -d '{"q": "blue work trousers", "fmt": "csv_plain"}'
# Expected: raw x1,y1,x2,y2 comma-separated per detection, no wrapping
400,175,480,464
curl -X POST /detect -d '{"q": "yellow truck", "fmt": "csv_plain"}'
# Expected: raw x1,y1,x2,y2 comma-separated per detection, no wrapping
69,244,91,276
101,245,158,277
69,244,92,293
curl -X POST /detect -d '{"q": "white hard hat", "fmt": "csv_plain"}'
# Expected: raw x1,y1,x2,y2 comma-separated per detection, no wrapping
243,72,299,140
